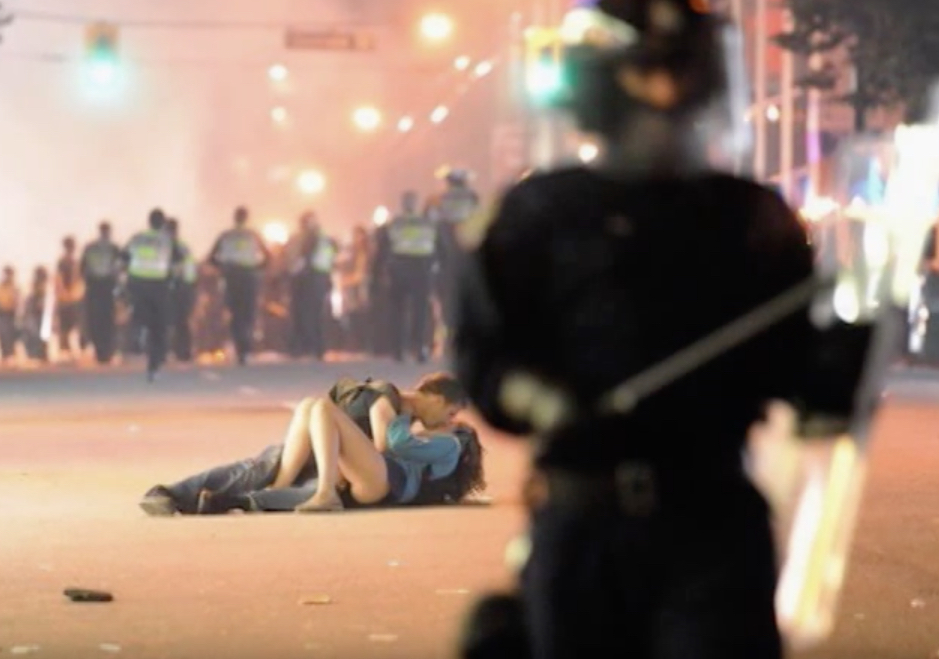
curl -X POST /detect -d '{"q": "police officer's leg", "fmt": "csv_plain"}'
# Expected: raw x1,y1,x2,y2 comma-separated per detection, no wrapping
289,275,306,355
177,284,194,362
222,274,242,357
241,274,259,360
388,275,407,361
99,283,117,363
410,274,432,361
522,504,655,659
308,277,327,359
652,497,781,659
148,282,170,374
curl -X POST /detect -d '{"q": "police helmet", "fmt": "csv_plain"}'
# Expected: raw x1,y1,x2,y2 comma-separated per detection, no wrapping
558,0,735,134
436,166,473,186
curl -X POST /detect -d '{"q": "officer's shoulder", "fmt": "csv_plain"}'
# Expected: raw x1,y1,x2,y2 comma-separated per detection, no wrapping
704,174,795,215
457,168,585,250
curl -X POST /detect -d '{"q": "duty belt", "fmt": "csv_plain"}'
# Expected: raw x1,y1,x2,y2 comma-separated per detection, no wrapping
544,463,658,516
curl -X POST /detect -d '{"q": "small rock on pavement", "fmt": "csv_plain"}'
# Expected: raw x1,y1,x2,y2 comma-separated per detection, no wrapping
368,634,398,643
11,646,41,655
299,595,332,605
99,644,121,653
911,598,927,609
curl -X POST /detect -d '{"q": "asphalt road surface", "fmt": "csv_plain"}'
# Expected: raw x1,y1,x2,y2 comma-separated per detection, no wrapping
1,360,939,658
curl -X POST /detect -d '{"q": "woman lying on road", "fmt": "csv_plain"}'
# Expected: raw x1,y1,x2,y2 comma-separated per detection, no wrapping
139,373,484,514
271,395,484,512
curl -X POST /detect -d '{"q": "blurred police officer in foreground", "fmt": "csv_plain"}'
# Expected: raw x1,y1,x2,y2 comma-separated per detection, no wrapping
166,218,197,363
454,1,889,657
209,206,270,365
374,190,440,362
123,209,180,381
81,221,122,364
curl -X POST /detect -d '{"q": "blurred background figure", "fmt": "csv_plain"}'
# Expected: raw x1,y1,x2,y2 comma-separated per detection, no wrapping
428,168,480,342
22,266,49,363
209,206,269,366
335,225,373,353
0,265,19,365
123,208,179,381
54,235,85,361
166,218,198,363
374,190,440,363
284,211,336,360
80,221,122,365
192,262,228,359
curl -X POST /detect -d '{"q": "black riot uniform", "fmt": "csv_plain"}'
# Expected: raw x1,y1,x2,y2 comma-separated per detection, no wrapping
80,222,123,364
375,192,441,362
166,219,198,362
123,209,181,381
209,206,270,365
454,2,882,658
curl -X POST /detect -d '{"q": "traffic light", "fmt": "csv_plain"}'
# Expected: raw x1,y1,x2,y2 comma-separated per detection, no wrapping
524,28,566,106
84,22,120,87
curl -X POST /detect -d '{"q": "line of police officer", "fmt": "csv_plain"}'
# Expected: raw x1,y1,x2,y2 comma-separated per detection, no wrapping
371,171,481,363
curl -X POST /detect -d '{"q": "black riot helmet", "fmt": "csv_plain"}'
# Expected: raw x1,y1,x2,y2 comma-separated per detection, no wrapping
557,0,748,172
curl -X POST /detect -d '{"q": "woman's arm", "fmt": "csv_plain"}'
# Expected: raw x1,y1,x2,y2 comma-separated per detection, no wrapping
386,415,461,478
368,397,397,453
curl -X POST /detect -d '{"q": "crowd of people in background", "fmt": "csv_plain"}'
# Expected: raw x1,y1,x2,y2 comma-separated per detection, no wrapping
0,168,480,372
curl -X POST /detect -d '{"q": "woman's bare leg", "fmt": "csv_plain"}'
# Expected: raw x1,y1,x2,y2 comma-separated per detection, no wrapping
297,398,389,511
268,398,317,489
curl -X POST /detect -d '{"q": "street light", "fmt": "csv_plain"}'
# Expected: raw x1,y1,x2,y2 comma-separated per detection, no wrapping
271,106,288,124
262,221,290,245
353,105,382,132
398,116,415,133
430,105,449,124
473,60,494,78
297,169,326,195
766,104,781,122
268,64,288,82
578,142,600,163
373,206,391,226
420,13,453,42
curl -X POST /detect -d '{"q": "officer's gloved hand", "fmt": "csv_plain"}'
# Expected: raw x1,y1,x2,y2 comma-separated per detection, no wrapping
497,371,575,435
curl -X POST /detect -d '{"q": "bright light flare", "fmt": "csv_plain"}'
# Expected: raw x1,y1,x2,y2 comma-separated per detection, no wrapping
767,104,781,122
420,13,454,42
353,105,382,132
454,55,471,71
397,116,415,132
473,60,494,78
268,63,288,82
578,142,599,163
373,205,391,226
430,105,449,124
271,106,288,124
297,170,326,195
262,221,290,245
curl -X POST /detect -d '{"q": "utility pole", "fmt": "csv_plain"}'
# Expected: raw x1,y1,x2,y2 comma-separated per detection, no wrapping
780,8,795,201
753,0,768,181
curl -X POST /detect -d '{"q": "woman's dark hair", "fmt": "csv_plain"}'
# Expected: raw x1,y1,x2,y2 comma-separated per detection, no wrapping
411,423,486,506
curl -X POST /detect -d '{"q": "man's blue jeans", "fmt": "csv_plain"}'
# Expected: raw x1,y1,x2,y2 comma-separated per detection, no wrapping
147,445,320,514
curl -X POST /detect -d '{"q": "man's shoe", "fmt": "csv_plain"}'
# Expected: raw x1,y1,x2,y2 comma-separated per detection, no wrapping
139,486,178,516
